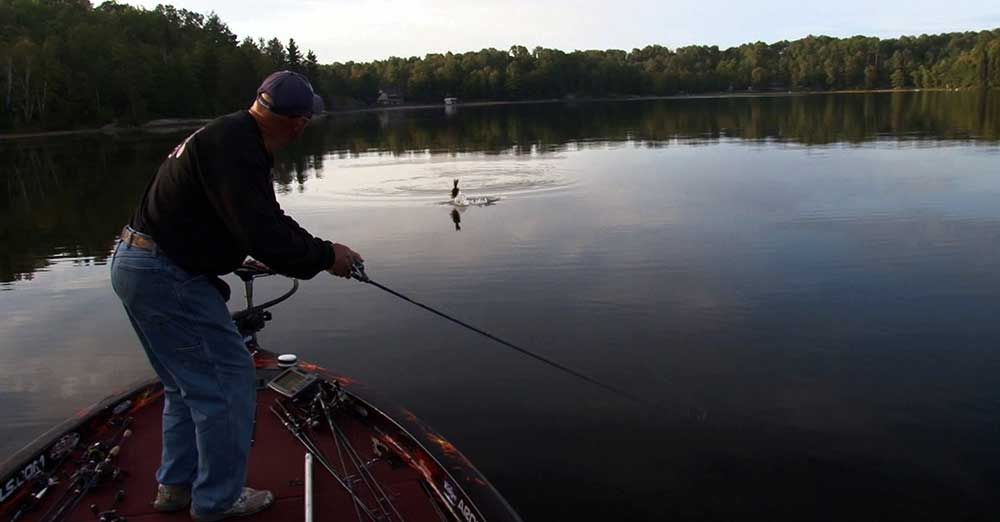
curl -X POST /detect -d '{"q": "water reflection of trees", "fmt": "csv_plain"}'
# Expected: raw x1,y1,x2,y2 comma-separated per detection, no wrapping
3,92,998,283
290,91,1000,161
0,135,178,283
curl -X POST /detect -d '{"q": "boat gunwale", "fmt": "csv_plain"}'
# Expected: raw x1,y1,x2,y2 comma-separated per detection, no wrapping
315,364,524,522
1,360,523,522
0,377,162,510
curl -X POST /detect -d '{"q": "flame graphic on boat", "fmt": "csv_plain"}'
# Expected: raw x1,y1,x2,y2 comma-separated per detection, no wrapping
425,432,459,457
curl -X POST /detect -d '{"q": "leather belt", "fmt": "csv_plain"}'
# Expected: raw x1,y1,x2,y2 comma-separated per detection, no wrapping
118,226,231,302
120,226,157,250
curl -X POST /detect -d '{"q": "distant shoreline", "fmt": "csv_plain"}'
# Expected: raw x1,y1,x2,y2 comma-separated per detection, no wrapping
339,88,964,115
0,88,968,141
0,118,213,141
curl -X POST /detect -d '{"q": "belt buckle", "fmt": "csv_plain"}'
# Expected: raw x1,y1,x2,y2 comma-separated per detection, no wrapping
121,226,147,249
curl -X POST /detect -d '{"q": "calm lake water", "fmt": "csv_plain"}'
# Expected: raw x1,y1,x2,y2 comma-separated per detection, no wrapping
3,92,1000,520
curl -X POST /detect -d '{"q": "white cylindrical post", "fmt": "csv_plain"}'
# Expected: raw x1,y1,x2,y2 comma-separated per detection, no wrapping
304,453,313,522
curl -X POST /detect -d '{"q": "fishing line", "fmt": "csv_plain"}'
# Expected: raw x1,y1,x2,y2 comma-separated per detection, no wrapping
349,262,654,409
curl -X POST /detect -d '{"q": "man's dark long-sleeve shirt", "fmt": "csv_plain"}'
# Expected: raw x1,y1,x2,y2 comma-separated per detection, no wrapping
131,110,332,280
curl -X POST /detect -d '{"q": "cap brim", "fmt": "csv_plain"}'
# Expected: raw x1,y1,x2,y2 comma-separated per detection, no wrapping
311,94,325,116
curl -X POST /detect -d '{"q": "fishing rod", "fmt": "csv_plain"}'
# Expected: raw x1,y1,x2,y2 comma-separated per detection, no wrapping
270,401,380,522
348,260,654,409
308,386,403,522
39,420,132,522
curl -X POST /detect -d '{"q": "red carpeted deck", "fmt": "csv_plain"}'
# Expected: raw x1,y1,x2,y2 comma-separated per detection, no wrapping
23,389,445,522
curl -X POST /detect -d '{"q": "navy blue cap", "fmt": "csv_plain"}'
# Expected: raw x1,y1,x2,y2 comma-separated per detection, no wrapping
256,71,323,118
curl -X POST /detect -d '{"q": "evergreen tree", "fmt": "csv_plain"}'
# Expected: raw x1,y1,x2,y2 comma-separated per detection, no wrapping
265,38,286,69
305,50,319,82
287,38,302,73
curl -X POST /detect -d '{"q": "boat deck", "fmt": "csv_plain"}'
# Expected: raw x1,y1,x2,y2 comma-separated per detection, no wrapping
21,388,446,522
3,267,521,522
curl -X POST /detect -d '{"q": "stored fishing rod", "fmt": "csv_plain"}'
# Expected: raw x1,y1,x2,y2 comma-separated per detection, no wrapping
348,261,654,408
39,420,132,522
270,401,380,522
314,386,404,522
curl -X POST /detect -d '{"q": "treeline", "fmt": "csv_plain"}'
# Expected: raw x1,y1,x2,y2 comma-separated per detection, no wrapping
0,0,320,130
1,0,999,131
327,33,1000,104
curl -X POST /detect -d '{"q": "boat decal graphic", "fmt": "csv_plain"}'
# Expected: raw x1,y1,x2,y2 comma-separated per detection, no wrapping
442,479,482,522
443,480,459,505
49,432,80,460
0,453,45,503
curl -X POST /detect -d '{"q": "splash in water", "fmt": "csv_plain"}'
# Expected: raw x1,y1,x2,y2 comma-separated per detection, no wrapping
318,155,573,205
449,179,502,207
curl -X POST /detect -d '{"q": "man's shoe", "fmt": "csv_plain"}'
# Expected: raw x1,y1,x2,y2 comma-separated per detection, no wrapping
152,484,191,512
190,487,274,522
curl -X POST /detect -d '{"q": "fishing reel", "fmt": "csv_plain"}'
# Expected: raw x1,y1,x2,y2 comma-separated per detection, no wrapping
350,259,369,282
89,489,126,522
286,380,351,432
76,449,128,484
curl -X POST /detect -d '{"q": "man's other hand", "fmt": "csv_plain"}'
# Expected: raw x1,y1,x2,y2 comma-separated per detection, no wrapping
328,243,363,278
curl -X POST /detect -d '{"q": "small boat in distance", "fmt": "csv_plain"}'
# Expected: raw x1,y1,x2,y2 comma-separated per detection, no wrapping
0,262,522,522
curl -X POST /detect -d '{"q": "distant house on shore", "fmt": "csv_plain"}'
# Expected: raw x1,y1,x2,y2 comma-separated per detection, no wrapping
376,88,404,106
444,97,459,105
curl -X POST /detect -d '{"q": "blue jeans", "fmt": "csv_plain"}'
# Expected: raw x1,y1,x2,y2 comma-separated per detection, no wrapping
110,233,255,515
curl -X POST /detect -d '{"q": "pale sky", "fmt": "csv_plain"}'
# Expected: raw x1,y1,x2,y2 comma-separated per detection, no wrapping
127,0,1000,63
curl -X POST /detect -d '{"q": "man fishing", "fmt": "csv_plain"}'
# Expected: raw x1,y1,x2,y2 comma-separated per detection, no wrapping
110,71,362,522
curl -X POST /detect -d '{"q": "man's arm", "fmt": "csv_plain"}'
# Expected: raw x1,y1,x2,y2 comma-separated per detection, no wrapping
200,140,336,279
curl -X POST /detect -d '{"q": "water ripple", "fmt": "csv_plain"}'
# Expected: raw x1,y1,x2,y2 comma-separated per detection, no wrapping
324,154,576,204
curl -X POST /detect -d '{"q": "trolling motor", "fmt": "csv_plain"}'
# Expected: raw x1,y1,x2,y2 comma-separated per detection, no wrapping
232,261,299,346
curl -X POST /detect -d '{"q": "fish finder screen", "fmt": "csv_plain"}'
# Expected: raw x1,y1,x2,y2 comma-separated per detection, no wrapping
274,371,306,390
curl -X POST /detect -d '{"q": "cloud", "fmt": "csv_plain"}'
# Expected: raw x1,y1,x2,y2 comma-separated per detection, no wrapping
125,0,1000,63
